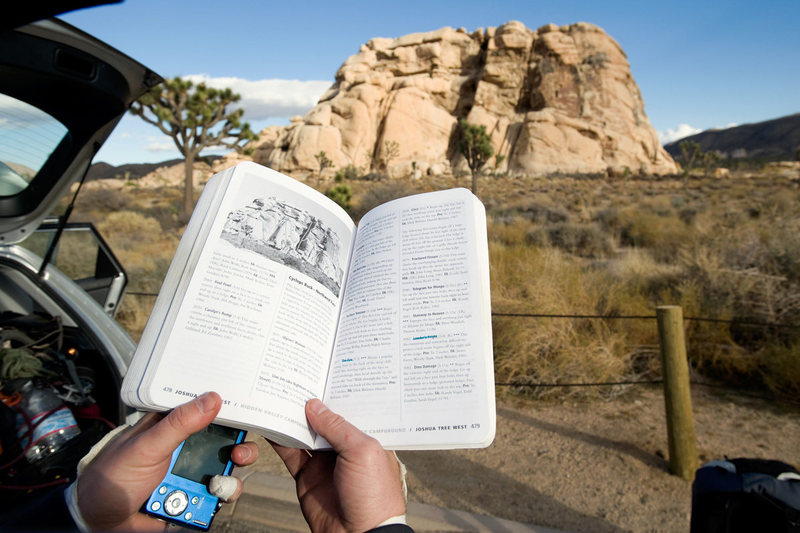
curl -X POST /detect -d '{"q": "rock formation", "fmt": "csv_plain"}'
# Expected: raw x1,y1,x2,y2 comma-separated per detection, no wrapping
221,197,345,296
249,21,677,177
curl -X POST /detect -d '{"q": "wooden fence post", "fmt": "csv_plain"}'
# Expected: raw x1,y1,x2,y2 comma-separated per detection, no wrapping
656,305,698,480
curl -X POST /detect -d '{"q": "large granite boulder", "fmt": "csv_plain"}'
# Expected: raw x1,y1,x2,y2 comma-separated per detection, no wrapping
250,21,678,177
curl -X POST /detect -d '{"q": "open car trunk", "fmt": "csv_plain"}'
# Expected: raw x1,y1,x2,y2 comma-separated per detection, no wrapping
0,11,160,523
0,244,135,517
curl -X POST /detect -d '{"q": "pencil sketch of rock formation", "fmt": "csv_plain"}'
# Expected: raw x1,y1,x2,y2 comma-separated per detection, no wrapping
220,197,345,296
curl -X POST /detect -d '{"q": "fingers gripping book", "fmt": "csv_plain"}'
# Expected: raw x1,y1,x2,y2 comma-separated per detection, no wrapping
122,162,495,450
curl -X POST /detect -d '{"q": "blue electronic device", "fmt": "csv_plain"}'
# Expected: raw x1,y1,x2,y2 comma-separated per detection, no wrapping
142,424,246,530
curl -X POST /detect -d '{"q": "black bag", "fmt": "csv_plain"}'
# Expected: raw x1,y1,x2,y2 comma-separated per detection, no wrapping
691,458,800,532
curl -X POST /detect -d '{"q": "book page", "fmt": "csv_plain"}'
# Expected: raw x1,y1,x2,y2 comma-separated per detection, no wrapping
138,163,356,447
323,188,494,449
122,167,232,409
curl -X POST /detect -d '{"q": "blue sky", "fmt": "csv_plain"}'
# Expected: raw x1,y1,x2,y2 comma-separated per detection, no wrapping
61,0,800,166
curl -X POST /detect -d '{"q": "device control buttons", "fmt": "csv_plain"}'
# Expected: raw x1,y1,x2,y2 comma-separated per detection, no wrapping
158,486,168,495
150,501,161,512
164,490,189,516
185,512,193,521
191,496,199,505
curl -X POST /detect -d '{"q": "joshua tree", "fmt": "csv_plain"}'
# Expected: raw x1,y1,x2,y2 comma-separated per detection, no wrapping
494,154,506,174
457,119,494,195
678,140,701,179
314,150,333,178
702,151,721,177
130,77,257,218
381,140,400,171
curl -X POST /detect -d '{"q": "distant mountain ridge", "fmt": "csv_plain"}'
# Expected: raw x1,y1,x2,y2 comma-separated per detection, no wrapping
86,156,223,181
664,113,800,161
86,159,184,181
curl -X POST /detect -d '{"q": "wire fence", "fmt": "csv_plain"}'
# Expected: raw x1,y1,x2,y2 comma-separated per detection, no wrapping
491,311,798,396
124,291,798,394
492,311,800,329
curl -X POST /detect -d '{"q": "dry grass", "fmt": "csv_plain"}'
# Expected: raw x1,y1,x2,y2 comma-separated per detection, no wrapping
490,243,651,398
115,294,156,343
90,211,179,338
481,172,800,398
67,165,800,399
96,211,180,292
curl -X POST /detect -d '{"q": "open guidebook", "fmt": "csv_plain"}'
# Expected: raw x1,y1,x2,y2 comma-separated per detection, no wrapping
121,162,495,450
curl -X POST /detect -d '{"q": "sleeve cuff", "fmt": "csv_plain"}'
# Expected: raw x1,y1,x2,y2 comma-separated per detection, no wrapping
367,522,415,533
64,481,91,533
375,514,407,527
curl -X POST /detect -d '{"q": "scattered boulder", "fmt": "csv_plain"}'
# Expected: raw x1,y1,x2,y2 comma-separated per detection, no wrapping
764,161,800,178
713,167,730,179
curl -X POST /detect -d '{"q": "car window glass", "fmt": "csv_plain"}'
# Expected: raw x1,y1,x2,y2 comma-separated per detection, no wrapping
0,93,68,196
21,228,99,280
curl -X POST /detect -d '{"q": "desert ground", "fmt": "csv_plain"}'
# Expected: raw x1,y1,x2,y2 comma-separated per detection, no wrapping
247,385,800,533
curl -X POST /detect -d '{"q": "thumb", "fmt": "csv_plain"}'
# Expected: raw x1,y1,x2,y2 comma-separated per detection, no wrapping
136,392,222,457
305,398,372,452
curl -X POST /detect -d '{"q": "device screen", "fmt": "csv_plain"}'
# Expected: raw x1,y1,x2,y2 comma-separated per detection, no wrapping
172,424,240,484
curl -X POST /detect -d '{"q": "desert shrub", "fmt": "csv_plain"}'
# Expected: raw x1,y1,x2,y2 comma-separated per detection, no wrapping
487,217,535,246
141,204,182,232
526,222,614,258
670,218,800,396
490,198,571,225
96,211,162,249
592,207,620,233
326,184,353,211
77,187,133,214
606,249,683,311
669,195,687,210
490,242,657,398
351,181,421,220
759,342,800,397
131,187,184,232
359,172,388,181
116,294,156,342
677,207,698,224
493,312,632,399
334,164,362,182
641,195,676,216
684,224,800,327
616,210,693,261
96,211,178,293
521,201,571,224
483,174,800,398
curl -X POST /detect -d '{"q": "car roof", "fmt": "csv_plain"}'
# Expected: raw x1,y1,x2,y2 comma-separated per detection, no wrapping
0,17,162,243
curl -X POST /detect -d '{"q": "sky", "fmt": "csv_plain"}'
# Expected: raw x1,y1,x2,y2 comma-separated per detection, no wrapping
60,0,800,166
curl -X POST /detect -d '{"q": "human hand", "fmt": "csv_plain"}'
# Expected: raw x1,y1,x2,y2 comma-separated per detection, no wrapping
76,392,259,532
271,399,406,533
